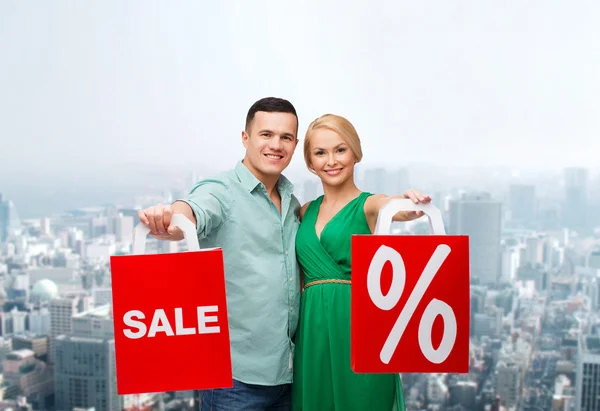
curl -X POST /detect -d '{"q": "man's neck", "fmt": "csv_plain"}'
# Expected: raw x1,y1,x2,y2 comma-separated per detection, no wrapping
263,179,280,197
241,159,280,196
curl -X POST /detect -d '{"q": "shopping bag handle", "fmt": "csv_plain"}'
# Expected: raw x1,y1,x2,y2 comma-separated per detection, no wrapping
373,198,446,235
132,214,201,255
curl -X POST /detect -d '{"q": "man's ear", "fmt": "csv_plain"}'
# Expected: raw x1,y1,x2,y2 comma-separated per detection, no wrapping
242,130,249,148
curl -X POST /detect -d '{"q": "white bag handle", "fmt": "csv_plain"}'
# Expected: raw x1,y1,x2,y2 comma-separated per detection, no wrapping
132,214,200,255
374,198,446,235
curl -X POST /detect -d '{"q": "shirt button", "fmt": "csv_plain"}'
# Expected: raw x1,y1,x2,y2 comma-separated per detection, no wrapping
289,277,293,281
285,250,289,255
290,306,293,310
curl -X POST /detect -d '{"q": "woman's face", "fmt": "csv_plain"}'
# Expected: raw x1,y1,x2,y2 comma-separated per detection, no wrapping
308,128,357,187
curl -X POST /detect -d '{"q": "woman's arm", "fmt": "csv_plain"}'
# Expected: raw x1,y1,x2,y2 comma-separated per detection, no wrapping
364,189,431,229
297,203,310,293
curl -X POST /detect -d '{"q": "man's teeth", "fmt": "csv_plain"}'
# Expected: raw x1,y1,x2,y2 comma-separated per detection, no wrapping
266,154,283,159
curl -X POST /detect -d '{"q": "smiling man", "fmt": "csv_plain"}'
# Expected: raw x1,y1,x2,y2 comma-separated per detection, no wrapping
137,97,301,410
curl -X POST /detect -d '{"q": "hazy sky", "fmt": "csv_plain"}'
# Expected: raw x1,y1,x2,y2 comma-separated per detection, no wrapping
1,0,599,178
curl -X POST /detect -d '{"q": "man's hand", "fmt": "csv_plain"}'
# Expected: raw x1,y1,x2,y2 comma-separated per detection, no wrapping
138,203,185,241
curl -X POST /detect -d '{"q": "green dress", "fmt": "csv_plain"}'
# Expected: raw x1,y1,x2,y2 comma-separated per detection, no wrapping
292,192,405,411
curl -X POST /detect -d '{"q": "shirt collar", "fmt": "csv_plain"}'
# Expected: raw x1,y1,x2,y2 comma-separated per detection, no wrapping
235,160,294,195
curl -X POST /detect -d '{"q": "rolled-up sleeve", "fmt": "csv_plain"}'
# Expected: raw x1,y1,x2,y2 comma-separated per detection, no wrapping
177,179,232,239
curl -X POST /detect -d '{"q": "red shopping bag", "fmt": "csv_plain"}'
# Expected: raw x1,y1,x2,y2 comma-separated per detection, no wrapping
110,214,233,394
351,199,470,373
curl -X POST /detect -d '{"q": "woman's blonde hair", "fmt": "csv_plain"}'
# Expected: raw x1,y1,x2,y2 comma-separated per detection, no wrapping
303,114,363,172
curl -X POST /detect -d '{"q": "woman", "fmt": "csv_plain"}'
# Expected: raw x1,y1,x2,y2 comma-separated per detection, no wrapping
292,114,431,411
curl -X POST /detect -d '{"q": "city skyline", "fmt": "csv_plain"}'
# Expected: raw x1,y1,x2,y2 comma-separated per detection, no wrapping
3,163,600,220
1,170,599,410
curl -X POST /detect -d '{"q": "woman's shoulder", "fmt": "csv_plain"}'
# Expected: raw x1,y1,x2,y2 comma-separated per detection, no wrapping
299,195,323,221
299,201,311,220
363,193,388,214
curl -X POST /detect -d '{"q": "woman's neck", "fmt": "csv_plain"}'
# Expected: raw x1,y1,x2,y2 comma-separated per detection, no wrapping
321,179,362,206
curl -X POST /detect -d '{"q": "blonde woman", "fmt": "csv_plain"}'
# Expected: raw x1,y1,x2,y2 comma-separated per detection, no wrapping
292,114,431,411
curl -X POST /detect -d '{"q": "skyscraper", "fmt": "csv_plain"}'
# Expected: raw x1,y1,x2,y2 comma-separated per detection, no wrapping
48,295,92,363
54,304,122,411
0,193,21,242
564,168,588,233
575,335,600,411
495,360,520,408
449,192,502,285
362,168,389,195
508,184,536,226
393,167,410,193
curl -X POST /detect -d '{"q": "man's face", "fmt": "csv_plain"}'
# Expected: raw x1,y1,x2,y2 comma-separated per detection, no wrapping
242,111,299,180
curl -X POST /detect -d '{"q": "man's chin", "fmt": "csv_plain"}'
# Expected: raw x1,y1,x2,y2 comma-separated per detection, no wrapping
262,162,289,175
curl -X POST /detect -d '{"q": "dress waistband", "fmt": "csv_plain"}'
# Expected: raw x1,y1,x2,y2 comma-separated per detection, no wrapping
303,279,351,291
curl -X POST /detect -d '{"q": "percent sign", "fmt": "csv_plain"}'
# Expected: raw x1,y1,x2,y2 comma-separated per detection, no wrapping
367,243,457,364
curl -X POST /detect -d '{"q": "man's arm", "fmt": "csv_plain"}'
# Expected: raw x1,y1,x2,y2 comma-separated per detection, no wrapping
138,180,230,242
180,180,230,239
137,201,193,241
171,200,197,226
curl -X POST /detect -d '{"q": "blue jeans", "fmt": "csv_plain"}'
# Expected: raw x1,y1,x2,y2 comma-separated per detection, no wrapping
198,379,291,411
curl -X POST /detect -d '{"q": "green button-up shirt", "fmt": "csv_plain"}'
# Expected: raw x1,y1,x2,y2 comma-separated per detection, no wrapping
179,160,301,386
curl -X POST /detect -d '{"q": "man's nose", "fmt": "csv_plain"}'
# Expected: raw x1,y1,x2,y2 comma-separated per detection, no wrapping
269,137,283,150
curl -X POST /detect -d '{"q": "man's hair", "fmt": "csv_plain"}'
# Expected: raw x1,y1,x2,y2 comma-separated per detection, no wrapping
245,97,298,133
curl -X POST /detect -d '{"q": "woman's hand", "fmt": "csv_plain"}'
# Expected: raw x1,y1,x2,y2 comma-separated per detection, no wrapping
401,189,432,220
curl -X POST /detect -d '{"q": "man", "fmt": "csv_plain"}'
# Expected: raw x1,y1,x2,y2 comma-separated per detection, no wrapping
138,97,301,411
